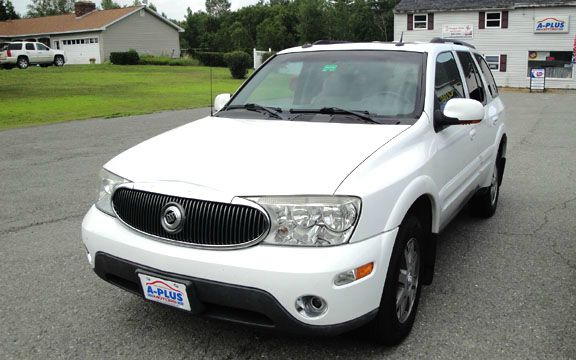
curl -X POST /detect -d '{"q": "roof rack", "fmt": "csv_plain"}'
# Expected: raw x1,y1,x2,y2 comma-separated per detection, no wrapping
312,40,350,45
430,37,476,49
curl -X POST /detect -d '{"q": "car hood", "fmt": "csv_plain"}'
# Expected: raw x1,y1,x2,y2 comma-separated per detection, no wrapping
105,116,410,198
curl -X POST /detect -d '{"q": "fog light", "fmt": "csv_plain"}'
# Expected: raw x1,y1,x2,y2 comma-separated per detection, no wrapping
295,295,328,318
334,262,374,286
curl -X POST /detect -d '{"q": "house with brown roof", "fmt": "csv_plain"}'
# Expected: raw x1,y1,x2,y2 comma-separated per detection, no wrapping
0,1,184,64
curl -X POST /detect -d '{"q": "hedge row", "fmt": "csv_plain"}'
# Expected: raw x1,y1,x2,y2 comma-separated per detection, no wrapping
139,55,199,66
110,50,139,65
192,52,227,67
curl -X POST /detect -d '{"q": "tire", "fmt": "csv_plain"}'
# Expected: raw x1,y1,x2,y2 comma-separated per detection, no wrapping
365,215,424,345
17,56,29,69
54,55,64,67
470,155,502,218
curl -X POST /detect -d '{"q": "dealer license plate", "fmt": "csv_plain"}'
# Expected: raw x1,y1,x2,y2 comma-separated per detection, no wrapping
138,273,191,311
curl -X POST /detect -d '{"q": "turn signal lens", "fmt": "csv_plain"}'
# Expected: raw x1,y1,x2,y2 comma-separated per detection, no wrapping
334,262,374,286
355,262,374,280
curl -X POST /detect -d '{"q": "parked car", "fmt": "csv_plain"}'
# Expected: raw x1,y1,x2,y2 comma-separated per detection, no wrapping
82,39,507,345
0,41,66,69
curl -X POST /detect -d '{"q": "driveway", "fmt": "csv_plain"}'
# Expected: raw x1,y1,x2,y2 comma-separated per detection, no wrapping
0,94,574,359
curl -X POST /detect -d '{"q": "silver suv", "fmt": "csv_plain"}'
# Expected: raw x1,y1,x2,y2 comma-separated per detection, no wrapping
0,41,66,69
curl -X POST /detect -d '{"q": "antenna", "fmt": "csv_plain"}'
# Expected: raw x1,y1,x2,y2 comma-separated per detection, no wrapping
210,62,213,116
396,31,405,47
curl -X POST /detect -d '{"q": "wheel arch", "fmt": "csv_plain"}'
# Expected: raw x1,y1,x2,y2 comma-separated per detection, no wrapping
385,176,439,285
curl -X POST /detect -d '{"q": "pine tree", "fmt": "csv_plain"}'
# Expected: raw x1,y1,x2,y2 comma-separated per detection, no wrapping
0,0,19,20
101,0,121,10
27,0,74,17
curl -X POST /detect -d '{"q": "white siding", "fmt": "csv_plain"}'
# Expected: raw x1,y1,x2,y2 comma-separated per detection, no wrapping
102,9,181,61
394,7,576,89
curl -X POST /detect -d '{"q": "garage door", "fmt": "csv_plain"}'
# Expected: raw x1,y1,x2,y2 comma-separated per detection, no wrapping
61,37,101,64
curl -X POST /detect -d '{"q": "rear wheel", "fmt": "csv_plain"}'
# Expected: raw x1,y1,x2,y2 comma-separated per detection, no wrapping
17,57,29,69
365,215,424,345
54,55,64,67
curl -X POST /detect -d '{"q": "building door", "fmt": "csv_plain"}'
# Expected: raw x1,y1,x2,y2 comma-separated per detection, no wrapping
61,38,100,64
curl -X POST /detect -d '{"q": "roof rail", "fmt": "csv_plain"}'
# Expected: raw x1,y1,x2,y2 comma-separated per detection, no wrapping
430,37,476,49
312,40,350,45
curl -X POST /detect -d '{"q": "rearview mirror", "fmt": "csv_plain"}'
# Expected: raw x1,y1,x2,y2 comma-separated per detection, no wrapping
214,93,231,112
434,98,484,131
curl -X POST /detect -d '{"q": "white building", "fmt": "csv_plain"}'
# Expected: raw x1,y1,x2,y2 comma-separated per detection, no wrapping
394,0,576,89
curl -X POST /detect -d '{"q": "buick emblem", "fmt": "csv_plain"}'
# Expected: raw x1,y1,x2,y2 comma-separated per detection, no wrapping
161,202,185,234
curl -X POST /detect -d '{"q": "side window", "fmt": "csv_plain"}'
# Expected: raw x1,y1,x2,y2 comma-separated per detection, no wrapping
474,54,499,98
25,43,35,51
435,52,465,110
36,43,49,51
457,51,486,105
8,43,22,50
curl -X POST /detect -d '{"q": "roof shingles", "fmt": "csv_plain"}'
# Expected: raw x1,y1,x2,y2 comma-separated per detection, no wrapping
0,6,142,37
394,0,576,13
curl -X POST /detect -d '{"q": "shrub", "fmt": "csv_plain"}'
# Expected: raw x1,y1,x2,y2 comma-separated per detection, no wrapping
192,51,227,67
224,51,252,79
261,52,276,63
138,55,200,66
110,50,140,65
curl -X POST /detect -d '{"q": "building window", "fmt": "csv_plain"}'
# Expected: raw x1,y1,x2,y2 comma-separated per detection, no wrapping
485,12,501,28
485,55,500,71
414,14,428,29
528,51,573,79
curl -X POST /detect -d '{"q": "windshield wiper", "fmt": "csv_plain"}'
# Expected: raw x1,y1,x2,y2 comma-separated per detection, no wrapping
289,107,379,124
225,103,284,119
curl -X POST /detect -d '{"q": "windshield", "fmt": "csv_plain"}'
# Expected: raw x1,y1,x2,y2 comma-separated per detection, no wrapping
222,50,425,122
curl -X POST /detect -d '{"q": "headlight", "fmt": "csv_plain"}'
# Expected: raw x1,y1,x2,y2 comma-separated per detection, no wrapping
95,168,130,216
246,196,361,246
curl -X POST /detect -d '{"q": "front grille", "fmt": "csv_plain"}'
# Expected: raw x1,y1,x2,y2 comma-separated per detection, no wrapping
112,188,269,248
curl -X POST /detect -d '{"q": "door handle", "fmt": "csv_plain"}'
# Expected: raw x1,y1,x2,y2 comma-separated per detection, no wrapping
469,129,477,140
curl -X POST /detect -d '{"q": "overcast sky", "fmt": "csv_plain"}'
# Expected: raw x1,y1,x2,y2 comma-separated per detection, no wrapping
11,0,260,20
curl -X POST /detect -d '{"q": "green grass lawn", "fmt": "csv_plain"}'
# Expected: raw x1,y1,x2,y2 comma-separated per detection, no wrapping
0,64,246,130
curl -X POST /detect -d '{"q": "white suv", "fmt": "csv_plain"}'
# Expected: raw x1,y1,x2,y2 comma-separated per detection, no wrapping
82,39,506,344
0,41,66,69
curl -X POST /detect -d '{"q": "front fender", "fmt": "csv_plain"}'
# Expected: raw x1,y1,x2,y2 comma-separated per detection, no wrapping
383,175,440,233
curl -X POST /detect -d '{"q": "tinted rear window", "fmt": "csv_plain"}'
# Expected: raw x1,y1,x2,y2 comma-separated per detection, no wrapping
8,43,22,50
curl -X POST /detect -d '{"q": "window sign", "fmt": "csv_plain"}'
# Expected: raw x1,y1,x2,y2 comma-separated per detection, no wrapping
530,69,545,92
442,24,473,39
534,16,569,33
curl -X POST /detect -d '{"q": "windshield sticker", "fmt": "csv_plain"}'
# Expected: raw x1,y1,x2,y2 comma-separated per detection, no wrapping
322,64,338,72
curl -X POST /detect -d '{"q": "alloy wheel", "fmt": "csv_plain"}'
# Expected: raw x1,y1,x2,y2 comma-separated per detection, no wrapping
396,237,420,323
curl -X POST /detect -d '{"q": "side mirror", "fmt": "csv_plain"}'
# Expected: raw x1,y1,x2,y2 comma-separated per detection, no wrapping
214,93,231,112
435,98,484,131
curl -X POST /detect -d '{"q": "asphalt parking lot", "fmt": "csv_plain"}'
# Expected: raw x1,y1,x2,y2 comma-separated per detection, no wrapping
1,92,575,359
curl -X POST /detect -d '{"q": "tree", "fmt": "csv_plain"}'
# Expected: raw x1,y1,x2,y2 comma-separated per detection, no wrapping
148,3,157,12
132,0,142,5
297,0,326,43
205,0,230,17
27,0,74,17
229,21,253,51
0,0,20,20
101,0,121,10
257,16,293,50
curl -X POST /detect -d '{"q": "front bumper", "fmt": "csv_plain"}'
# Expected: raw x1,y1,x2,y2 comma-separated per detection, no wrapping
82,205,398,333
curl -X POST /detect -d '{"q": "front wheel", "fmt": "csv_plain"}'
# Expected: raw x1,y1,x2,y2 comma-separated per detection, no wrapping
54,55,64,67
365,215,424,345
470,158,501,218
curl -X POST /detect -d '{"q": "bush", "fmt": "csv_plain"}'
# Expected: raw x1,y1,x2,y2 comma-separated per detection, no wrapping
139,55,199,66
110,50,140,65
192,51,227,67
224,51,252,79
261,52,276,63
